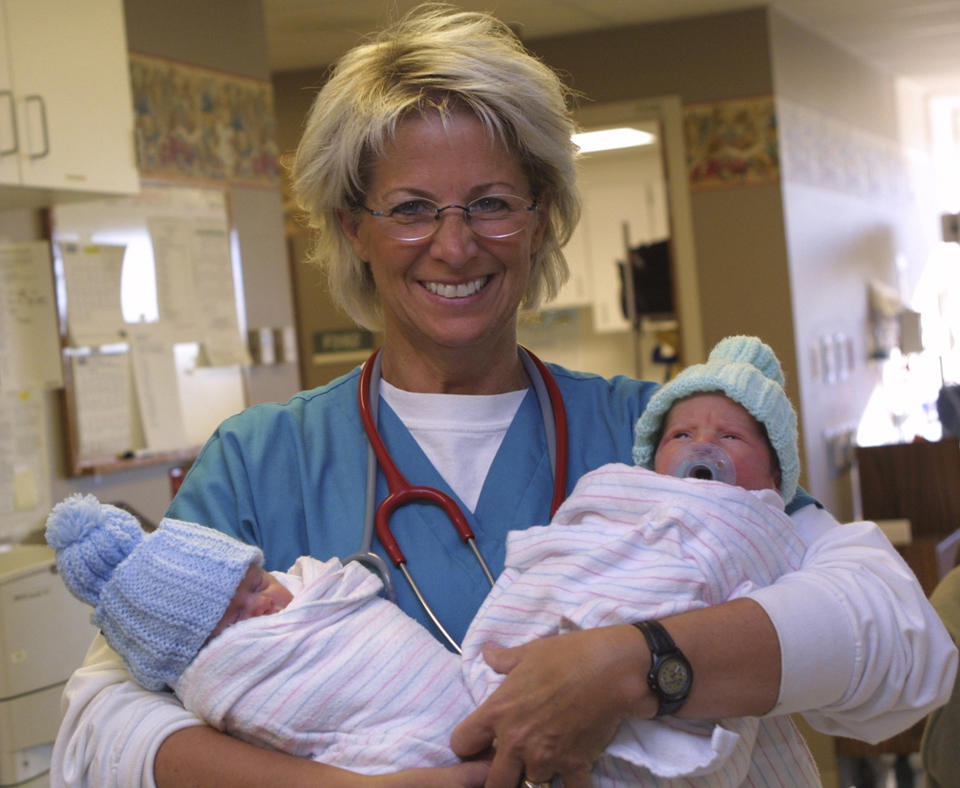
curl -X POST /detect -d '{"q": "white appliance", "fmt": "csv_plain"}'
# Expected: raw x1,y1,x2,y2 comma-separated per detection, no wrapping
0,545,98,787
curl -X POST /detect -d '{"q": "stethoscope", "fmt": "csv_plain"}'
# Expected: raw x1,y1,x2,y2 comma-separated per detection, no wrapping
345,346,568,653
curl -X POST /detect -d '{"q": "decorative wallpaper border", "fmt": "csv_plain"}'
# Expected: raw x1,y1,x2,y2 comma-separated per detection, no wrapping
776,98,912,203
683,96,780,190
129,53,280,186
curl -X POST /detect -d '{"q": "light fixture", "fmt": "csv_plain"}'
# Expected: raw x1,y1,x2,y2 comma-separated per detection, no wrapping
572,127,656,153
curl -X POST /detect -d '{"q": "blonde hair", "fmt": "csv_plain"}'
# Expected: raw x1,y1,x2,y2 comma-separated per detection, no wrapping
291,3,581,330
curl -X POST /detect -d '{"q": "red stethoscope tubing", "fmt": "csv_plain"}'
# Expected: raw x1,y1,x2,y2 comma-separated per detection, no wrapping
358,346,568,567
357,346,568,652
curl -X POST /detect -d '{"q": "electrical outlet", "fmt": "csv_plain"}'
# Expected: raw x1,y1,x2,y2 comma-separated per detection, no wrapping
825,426,857,476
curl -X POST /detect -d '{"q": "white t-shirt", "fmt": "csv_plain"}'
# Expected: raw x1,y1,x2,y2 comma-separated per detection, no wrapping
380,381,525,512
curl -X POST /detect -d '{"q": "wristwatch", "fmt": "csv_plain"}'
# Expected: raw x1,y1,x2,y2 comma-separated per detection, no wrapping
633,620,693,717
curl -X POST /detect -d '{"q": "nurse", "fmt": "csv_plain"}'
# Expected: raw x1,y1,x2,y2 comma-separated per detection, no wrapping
52,5,955,788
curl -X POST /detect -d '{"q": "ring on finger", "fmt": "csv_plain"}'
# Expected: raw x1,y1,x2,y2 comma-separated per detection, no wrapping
521,780,551,788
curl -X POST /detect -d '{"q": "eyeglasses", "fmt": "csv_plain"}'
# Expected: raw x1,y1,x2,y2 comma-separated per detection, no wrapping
359,194,538,242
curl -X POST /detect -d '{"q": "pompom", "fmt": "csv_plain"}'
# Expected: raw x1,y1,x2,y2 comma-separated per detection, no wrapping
45,493,102,549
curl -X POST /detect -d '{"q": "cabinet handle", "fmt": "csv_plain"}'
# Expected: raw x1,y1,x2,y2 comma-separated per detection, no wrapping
25,94,50,159
0,90,18,156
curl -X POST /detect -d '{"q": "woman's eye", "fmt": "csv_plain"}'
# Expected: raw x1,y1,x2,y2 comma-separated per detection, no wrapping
469,196,510,214
389,199,435,217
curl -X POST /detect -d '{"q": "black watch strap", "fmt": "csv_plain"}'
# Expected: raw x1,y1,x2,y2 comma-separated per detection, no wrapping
633,620,693,717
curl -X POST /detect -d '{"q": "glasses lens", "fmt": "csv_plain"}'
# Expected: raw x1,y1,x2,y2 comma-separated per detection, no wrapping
468,195,535,239
384,199,438,240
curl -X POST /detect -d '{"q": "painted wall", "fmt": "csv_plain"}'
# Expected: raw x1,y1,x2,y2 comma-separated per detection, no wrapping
523,9,804,488
770,9,938,518
527,9,935,518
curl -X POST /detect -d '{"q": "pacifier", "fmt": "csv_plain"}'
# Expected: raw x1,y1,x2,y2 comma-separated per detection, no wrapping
663,442,737,485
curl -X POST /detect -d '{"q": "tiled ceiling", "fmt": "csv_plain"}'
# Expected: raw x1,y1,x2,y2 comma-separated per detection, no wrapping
262,0,960,95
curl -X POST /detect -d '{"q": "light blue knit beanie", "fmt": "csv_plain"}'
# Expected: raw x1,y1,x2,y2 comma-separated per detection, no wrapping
45,493,262,691
632,335,800,501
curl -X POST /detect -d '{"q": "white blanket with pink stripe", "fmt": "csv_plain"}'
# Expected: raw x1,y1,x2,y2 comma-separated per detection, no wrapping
174,556,469,774
460,465,818,784
174,467,819,784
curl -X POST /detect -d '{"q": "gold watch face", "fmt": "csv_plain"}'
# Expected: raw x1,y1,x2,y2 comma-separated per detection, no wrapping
657,656,691,696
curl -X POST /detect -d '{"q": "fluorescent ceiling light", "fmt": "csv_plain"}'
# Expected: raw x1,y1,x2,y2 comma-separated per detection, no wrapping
572,127,656,153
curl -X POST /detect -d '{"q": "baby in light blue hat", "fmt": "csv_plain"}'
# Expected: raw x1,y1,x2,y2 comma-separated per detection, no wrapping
45,493,293,691
632,334,800,501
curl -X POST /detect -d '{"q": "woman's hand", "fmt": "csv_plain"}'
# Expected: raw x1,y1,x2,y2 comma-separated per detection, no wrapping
450,626,651,788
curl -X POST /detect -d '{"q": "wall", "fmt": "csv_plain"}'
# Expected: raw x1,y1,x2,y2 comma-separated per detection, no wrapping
3,0,298,536
526,8,803,483
770,9,937,518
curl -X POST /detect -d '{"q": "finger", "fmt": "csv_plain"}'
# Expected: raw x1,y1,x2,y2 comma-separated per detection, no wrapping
449,711,495,758
452,760,490,788
557,767,592,788
481,746,525,788
482,642,523,674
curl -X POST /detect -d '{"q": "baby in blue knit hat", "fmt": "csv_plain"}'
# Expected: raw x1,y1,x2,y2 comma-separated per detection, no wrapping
633,334,800,501
45,493,293,691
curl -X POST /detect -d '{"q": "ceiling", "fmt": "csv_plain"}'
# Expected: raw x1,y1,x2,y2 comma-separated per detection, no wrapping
262,0,960,95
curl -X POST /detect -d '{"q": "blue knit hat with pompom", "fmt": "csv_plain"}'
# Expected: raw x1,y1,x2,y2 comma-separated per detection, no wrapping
632,335,800,502
45,493,262,690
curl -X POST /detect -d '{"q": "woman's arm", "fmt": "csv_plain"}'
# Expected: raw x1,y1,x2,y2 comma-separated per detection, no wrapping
449,599,776,788
54,635,489,788
752,506,958,740
155,728,489,788
451,508,957,787
52,635,201,787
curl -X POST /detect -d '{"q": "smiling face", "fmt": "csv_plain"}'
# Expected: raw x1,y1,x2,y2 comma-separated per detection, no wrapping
653,393,782,493
208,564,293,642
338,109,547,391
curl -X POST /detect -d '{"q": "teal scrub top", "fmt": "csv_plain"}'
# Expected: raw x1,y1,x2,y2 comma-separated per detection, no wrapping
167,362,815,647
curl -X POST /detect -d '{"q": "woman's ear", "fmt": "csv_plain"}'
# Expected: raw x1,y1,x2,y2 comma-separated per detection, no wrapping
337,208,369,260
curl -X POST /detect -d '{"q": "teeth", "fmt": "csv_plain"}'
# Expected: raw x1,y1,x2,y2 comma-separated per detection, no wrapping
424,276,489,298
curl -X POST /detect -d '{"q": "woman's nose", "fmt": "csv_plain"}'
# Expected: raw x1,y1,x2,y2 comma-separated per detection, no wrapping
429,210,477,265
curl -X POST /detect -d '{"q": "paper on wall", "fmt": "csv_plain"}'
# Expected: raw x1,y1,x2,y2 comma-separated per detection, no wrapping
128,328,188,452
59,242,127,346
69,350,134,460
149,216,248,366
0,390,51,541
0,241,63,392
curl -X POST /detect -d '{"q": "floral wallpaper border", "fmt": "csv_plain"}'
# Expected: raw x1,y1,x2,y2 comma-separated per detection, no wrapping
683,95,779,190
776,98,912,203
129,53,280,186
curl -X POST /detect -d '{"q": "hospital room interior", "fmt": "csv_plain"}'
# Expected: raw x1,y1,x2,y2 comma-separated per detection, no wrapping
2,0,960,785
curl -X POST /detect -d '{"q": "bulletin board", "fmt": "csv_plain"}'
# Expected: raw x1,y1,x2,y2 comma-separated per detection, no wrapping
50,184,250,476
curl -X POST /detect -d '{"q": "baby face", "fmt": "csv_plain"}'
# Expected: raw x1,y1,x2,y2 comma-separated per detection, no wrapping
654,393,781,492
209,564,294,641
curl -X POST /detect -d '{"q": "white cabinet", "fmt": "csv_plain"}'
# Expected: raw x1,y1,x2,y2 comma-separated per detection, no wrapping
0,0,138,204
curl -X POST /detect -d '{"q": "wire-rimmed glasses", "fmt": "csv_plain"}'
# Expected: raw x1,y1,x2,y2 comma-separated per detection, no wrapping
359,194,538,242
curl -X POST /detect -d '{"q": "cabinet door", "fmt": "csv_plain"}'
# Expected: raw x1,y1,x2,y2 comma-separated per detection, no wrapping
0,4,21,185
5,0,138,194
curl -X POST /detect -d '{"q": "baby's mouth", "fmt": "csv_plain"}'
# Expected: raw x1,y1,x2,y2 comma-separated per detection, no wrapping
422,276,490,298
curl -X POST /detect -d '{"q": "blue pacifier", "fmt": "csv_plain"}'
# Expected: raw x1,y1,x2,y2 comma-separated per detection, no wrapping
664,442,737,485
